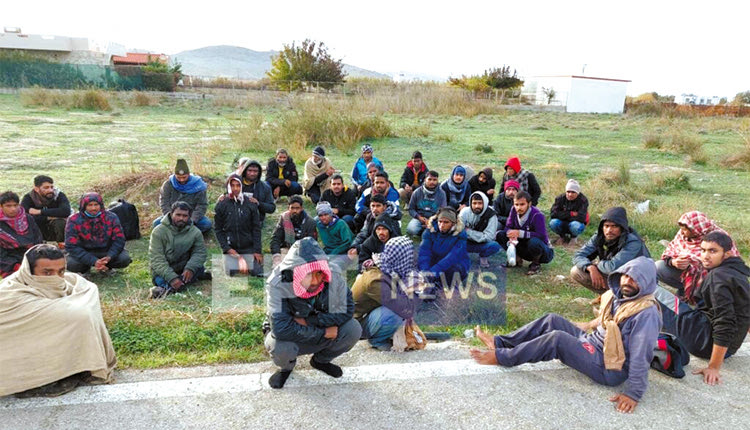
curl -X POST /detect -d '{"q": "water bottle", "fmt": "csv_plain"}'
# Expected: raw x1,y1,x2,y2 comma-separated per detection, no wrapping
507,242,517,266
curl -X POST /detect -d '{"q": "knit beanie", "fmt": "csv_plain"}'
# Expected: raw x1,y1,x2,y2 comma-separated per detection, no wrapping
313,146,326,157
361,144,373,154
566,179,581,194
316,201,333,216
175,159,190,175
504,180,521,191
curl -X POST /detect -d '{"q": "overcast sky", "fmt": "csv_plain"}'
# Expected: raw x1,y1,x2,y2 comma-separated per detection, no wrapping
5,0,749,97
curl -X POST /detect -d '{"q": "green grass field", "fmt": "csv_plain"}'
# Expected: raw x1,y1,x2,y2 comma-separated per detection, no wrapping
1,91,748,368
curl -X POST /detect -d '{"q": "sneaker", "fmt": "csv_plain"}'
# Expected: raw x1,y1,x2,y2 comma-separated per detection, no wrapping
150,286,167,299
526,262,541,276
479,257,490,268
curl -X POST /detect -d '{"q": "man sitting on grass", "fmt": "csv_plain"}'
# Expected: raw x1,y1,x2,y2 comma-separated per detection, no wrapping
156,159,211,233
406,170,446,237
0,244,117,398
265,148,303,200
149,201,210,299
214,174,263,277
498,191,554,275
315,201,353,256
264,238,361,389
0,191,42,278
459,191,500,268
654,231,749,385
471,257,661,414
20,175,71,246
549,179,589,244
320,174,358,232
270,195,318,267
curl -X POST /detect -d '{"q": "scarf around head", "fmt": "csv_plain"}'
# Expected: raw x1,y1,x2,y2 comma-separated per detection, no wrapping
662,211,739,300
225,174,245,203
1,246,78,298
170,174,208,194
292,259,331,299
0,205,30,248
598,290,658,370
377,236,425,291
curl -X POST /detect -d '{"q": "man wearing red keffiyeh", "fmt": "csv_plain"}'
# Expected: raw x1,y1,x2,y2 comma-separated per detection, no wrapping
658,211,738,301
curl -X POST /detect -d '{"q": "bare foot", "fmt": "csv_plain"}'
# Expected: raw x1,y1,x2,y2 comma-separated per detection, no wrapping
474,325,495,349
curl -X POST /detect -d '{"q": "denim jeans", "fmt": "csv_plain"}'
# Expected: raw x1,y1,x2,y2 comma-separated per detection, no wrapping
153,215,212,233
549,219,585,238
362,306,404,349
467,240,501,257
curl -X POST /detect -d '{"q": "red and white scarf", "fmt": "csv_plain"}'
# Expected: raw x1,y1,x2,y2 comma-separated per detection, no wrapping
0,206,30,249
292,259,331,299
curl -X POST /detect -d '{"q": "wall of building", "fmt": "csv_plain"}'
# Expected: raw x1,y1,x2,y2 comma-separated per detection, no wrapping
566,78,628,113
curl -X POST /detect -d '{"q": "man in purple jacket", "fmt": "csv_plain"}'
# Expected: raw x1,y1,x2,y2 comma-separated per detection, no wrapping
498,191,554,275
471,257,662,414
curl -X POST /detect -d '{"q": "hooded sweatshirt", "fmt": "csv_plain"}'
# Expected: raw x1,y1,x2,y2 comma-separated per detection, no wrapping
265,238,354,343
149,211,207,283
358,213,401,268
418,215,470,278
468,168,497,204
459,191,498,244
501,157,541,206
65,192,126,265
159,174,208,221
237,159,276,222
573,207,651,275
694,256,750,355
214,174,262,254
585,256,661,401
440,166,471,210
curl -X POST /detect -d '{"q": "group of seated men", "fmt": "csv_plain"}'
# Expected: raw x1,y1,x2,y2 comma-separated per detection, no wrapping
1,144,747,414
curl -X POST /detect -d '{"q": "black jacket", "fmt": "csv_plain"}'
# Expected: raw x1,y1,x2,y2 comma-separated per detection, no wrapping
696,256,750,355
357,214,401,269
270,211,317,255
238,159,276,223
265,156,299,188
214,197,262,254
21,191,72,221
468,168,497,204
493,195,514,226
321,187,357,218
399,160,428,189
549,193,589,224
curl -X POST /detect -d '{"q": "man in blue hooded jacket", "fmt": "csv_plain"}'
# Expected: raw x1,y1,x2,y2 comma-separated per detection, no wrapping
471,256,661,414
418,207,471,288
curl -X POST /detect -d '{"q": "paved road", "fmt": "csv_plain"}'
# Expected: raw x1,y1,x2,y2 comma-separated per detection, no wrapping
1,341,748,430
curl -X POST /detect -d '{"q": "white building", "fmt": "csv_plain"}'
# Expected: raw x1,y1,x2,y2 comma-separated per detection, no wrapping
0,27,126,65
674,94,722,106
523,75,631,114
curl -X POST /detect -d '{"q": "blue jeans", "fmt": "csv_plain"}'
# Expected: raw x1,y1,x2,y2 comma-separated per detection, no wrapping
467,240,501,257
362,306,404,349
153,215,212,233
549,219,585,238
153,266,206,288
406,218,426,237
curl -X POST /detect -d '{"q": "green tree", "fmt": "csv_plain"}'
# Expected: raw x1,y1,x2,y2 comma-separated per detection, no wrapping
267,39,346,91
449,65,524,97
732,91,750,105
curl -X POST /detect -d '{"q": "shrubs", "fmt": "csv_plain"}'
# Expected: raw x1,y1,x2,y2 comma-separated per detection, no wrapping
131,91,160,107
474,143,494,153
20,88,111,111
642,129,707,164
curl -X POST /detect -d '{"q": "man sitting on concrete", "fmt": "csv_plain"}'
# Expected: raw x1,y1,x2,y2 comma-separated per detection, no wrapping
20,175,71,246
156,159,211,233
658,211,738,299
549,179,589,244
315,201,353,256
501,156,541,206
65,192,131,274
654,232,749,385
351,144,383,196
468,167,496,205
149,201,209,299
303,146,336,204
270,195,318,267
0,191,43,278
265,148,303,199
499,191,554,275
320,174,357,231
0,244,117,398
214,174,263,277
460,191,501,268
264,238,361,389
572,207,650,295
406,170,446,237
398,150,428,203
418,207,471,286
471,256,661,414
353,236,423,350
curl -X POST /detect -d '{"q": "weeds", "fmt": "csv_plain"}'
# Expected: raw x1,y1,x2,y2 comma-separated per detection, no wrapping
131,91,160,107
474,143,494,153
20,88,112,111
642,128,707,164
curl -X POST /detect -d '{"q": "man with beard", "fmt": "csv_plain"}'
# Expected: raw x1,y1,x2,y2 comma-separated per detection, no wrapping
265,148,303,199
351,144,383,195
357,213,401,272
303,146,336,204
148,201,209,299
440,165,471,211
320,174,357,232
398,151,428,203
20,175,71,246
500,191,554,275
271,195,318,267
406,170,446,237
350,195,401,252
64,192,132,274
156,159,211,233
460,191,500,268
468,167,496,205
501,157,541,206
471,257,661,414
0,191,43,278
315,201,353,256
232,158,276,224
214,174,263,277
418,207,470,286
355,171,400,215
572,207,650,295
494,180,519,241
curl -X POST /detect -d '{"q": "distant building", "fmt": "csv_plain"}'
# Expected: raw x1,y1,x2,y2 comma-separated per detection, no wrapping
674,94,722,106
523,75,631,114
111,52,169,66
0,27,126,65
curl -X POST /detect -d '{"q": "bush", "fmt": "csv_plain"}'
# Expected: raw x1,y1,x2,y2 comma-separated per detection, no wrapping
648,171,692,193
131,91,159,107
20,88,111,111
474,143,494,153
642,129,707,164
74,90,112,111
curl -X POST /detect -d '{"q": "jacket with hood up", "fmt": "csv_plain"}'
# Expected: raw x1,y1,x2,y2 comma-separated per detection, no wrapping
585,257,661,401
358,213,401,268
468,168,497,204
237,159,276,223
351,204,402,251
459,191,498,244
214,174,262,254
265,238,354,344
573,207,651,275
501,157,541,206
418,215,470,277
149,212,207,283
65,193,126,265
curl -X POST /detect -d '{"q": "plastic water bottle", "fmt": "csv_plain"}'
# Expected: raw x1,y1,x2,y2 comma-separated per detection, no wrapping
507,242,517,266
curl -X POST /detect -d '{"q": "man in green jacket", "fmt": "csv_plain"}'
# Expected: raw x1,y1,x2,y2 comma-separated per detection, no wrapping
315,201,353,256
149,201,209,299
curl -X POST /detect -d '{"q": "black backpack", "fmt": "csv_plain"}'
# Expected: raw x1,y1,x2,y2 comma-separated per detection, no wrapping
108,199,141,241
